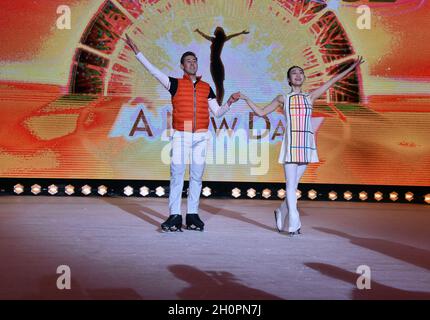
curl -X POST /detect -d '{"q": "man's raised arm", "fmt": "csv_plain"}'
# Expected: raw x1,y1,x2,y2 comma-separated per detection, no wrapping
124,34,170,90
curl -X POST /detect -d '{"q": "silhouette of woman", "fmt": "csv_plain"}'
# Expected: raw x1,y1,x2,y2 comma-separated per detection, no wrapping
195,27,249,105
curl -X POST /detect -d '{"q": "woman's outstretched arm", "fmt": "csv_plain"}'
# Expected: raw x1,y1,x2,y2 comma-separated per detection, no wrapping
240,94,283,117
194,29,213,41
308,56,364,104
225,30,249,41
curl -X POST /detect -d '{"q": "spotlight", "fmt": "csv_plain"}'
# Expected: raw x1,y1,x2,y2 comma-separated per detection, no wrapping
202,187,212,197
308,189,317,200
277,189,286,199
359,191,368,201
328,191,337,201
155,186,165,197
140,186,149,196
123,185,133,197
424,194,430,204
389,192,398,202
247,188,256,198
65,184,75,195
48,184,58,195
296,189,302,199
344,191,353,200
14,184,24,195
262,189,271,199
374,191,383,201
31,184,42,195
81,185,92,196
97,185,107,196
232,188,241,198
405,192,414,202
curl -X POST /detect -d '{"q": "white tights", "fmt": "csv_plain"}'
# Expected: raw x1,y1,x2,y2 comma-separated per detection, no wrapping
278,163,307,232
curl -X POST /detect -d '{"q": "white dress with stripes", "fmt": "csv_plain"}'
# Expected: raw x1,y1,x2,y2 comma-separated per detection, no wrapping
278,93,319,164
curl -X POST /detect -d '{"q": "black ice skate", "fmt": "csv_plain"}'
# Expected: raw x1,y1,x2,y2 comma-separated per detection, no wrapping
186,214,204,231
161,214,183,232
288,228,301,237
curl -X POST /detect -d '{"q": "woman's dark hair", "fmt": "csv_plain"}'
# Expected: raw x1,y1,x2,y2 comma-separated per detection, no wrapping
180,51,198,65
287,66,305,86
214,26,226,39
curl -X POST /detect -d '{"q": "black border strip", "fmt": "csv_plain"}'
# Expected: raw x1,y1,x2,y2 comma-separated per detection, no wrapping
0,178,428,204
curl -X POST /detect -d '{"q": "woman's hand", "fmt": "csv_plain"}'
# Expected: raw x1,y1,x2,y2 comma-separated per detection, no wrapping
227,92,241,106
351,55,365,70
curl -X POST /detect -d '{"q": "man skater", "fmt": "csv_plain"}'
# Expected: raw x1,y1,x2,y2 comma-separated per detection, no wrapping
125,34,240,232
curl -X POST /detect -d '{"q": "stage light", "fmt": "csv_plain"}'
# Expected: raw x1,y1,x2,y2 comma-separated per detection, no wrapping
405,192,414,202
328,191,337,201
247,188,256,198
389,192,398,202
14,184,24,195
296,189,302,199
344,191,353,200
202,187,212,197
374,191,383,201
123,185,133,197
232,188,241,198
65,184,75,195
308,189,317,200
81,185,92,196
262,188,271,199
140,186,149,196
48,184,58,195
155,186,165,197
359,191,368,201
424,194,430,204
31,184,42,195
277,189,286,199
97,185,107,196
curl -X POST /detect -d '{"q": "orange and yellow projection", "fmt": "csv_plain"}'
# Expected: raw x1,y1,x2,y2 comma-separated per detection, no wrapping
0,0,429,186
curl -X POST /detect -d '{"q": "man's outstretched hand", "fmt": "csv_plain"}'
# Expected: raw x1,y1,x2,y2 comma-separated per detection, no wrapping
124,34,139,54
227,92,241,106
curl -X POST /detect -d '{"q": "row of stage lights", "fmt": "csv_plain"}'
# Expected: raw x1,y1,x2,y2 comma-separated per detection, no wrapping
231,188,428,203
10,184,430,204
13,184,154,197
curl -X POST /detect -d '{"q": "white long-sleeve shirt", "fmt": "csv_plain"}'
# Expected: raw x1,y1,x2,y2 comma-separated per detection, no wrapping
135,52,231,117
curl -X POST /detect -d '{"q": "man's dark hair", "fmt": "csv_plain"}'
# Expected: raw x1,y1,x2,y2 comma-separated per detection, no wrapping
180,51,198,65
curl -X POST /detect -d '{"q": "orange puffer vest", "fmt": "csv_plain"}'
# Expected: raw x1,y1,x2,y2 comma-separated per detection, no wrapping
172,74,210,132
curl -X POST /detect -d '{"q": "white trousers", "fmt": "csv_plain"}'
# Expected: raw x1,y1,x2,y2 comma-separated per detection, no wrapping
168,130,208,215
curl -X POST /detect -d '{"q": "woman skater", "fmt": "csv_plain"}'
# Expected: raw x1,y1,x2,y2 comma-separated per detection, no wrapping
195,27,249,105
239,56,364,236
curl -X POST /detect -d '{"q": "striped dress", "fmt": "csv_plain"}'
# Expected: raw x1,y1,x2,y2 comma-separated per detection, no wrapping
278,93,319,164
